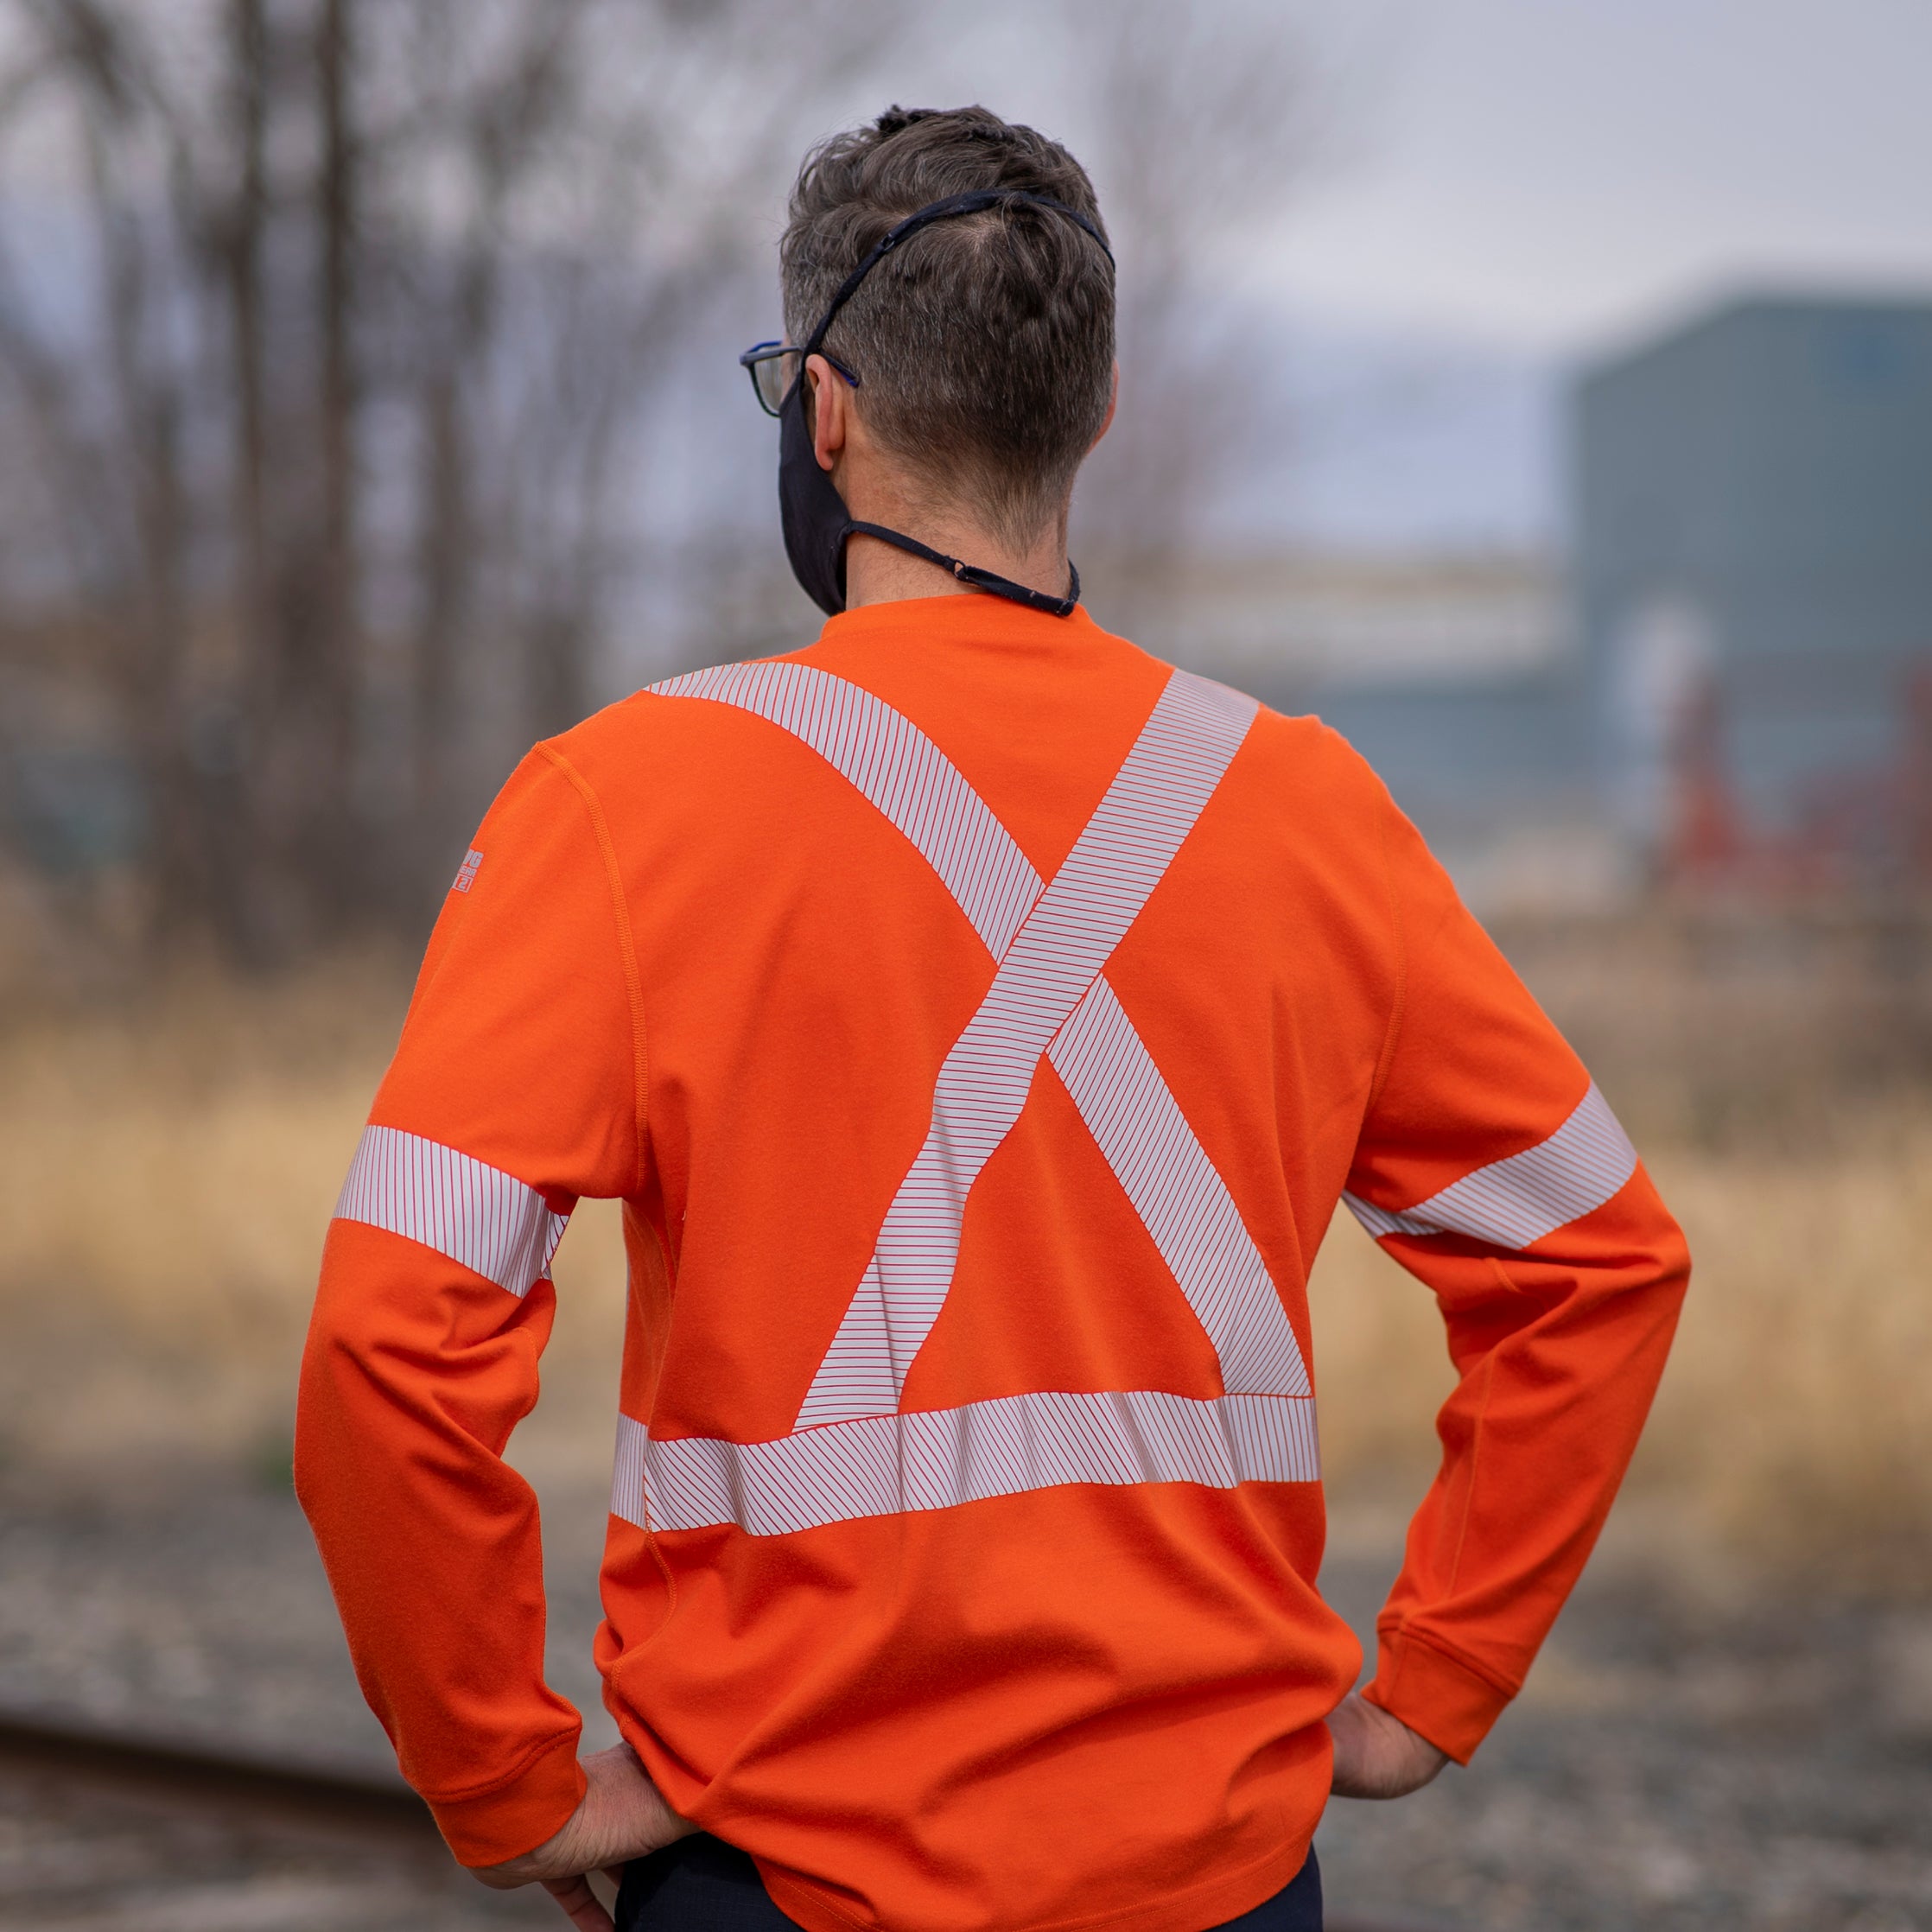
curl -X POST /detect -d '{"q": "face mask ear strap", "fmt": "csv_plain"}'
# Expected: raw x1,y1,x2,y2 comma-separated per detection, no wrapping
848,521,1081,620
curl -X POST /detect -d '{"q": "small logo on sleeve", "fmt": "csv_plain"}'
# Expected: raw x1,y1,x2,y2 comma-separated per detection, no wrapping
452,848,484,893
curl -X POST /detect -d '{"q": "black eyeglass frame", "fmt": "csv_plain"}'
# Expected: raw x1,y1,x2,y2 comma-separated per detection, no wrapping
738,340,860,418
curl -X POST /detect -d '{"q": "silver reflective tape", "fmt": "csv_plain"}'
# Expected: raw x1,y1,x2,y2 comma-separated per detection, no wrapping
612,1388,1319,1537
651,661,1310,1446
334,1125,569,1297
1048,977,1308,1396
797,670,1260,1427
1344,1083,1637,1251
651,660,1041,956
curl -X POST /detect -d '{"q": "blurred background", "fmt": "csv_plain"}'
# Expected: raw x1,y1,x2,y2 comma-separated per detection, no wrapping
0,2,1929,1928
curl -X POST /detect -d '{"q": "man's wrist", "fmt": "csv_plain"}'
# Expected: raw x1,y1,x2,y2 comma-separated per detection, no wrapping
1327,1689,1449,1800
1365,1627,1513,1765
429,1732,590,1870
474,1743,692,1889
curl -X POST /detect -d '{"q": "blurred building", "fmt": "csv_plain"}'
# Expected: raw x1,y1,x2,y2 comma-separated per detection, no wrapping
1574,295,1932,894
1172,292,1932,912
11,283,1932,923
1152,555,1611,913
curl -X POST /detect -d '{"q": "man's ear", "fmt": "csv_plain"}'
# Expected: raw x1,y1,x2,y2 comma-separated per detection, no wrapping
806,355,848,473
1090,361,1120,451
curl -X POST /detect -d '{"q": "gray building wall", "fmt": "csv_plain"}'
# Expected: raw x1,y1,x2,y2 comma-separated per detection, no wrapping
1223,662,1607,912
1573,296,1932,845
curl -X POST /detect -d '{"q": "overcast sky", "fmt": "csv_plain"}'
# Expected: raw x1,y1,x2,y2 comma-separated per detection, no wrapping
1276,0,1932,349
9,0,1922,359
896,0,1932,354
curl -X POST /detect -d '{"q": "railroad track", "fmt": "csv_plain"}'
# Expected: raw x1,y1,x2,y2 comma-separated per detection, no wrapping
0,1711,541,1931
0,1711,1436,1931
0,1707,435,1833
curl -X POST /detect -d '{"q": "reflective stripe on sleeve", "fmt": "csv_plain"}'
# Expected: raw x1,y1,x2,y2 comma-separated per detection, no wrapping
334,1125,569,1297
1342,1083,1637,1251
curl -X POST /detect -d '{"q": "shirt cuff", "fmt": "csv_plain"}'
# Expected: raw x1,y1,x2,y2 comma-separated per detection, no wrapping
1363,1626,1515,1765
425,1732,588,1867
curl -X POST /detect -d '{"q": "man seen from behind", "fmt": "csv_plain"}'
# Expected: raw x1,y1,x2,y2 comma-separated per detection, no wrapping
297,104,1689,1932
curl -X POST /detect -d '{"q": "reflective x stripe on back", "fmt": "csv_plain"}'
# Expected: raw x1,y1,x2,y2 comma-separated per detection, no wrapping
621,661,1316,1536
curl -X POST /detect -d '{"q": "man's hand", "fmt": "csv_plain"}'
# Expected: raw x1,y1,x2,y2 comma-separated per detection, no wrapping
1327,1690,1450,1800
472,1741,696,1931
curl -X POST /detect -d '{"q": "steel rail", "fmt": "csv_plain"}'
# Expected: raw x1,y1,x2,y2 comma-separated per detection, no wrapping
0,1706,436,1838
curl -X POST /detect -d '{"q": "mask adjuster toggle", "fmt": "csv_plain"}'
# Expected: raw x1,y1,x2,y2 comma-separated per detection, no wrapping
845,520,1081,620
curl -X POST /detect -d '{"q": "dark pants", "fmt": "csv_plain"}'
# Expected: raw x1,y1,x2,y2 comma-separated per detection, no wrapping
616,1833,1322,1932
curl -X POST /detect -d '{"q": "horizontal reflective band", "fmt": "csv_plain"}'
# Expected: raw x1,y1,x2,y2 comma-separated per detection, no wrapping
334,1125,569,1297
1342,1083,1637,1251
612,1391,1319,1537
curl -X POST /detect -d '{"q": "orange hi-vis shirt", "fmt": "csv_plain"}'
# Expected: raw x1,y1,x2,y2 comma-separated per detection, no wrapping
297,594,1687,1932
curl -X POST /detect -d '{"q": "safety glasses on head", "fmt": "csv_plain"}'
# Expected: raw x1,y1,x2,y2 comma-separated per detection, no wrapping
738,341,861,418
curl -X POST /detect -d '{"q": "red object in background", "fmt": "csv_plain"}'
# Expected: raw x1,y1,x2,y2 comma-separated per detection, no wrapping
1904,665,1932,886
1662,677,1747,887
1661,656,1932,899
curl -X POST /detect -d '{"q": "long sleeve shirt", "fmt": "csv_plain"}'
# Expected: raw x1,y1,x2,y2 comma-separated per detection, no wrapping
297,593,1688,1932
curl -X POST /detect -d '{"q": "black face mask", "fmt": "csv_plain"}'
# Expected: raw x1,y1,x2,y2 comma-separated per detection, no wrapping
776,189,1113,620
778,370,860,618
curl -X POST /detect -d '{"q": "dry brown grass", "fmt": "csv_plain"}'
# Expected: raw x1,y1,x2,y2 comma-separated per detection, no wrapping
1307,1110,1932,1592
0,958,413,1469
3,924,1928,1592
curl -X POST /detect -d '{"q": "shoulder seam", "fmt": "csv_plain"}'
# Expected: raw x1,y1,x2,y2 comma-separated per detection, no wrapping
535,742,651,1198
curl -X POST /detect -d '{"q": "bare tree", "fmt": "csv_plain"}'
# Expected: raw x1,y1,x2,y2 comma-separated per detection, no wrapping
1063,0,1324,651
0,0,903,961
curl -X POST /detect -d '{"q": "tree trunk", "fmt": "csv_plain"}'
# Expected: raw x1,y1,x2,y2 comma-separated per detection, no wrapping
226,0,270,954
413,369,466,842
313,0,359,904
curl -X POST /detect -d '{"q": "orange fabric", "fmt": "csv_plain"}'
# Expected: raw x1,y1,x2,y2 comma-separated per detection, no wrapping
296,595,1687,1927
